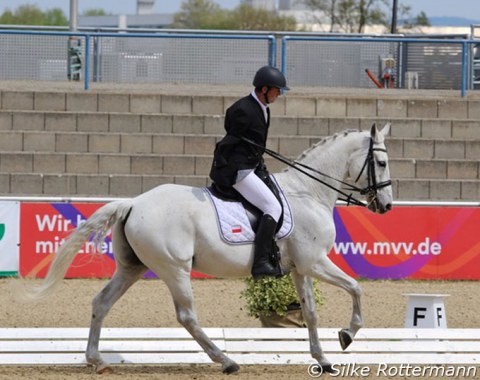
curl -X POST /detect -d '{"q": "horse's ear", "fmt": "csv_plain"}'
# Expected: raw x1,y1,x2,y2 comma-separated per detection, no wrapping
370,123,380,143
380,123,391,138
370,123,390,143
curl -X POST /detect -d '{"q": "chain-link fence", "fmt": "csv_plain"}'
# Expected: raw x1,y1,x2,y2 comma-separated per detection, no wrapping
281,36,475,95
0,29,477,95
0,30,275,88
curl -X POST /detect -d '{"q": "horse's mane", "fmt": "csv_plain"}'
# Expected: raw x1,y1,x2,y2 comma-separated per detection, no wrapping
295,128,361,162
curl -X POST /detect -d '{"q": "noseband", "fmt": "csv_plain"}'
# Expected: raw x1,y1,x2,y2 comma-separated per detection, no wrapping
354,138,392,197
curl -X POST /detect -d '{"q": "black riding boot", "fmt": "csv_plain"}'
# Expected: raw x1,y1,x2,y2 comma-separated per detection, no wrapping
251,214,284,280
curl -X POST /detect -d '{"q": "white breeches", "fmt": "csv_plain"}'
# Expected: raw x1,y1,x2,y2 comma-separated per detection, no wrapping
233,171,282,222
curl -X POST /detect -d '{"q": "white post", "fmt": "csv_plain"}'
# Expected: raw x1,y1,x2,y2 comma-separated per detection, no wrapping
406,71,419,89
118,14,128,30
68,0,81,81
69,0,78,32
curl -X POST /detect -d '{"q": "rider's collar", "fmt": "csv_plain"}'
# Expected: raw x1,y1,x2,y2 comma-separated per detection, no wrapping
251,90,268,123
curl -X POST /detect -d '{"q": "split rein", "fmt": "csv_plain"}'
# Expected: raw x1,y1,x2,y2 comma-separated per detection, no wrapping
242,137,391,208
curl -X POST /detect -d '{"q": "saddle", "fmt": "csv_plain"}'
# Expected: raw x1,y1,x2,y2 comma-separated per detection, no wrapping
208,174,284,233
205,174,293,245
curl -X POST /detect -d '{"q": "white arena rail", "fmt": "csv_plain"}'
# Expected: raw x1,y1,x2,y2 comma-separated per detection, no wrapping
0,328,479,366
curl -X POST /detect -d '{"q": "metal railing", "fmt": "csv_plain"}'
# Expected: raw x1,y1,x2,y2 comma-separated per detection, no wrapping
0,29,276,90
0,195,477,207
281,36,477,97
0,28,478,96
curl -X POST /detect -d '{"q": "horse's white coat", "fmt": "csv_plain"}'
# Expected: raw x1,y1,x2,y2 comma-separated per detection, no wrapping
21,125,392,374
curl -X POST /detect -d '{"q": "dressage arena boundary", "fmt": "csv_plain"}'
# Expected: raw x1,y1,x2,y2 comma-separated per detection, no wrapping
0,328,479,366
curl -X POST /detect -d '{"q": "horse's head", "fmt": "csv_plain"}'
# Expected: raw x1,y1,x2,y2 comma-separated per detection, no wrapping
349,123,393,214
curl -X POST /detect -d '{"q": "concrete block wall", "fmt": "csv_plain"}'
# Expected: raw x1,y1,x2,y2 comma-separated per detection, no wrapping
0,88,479,200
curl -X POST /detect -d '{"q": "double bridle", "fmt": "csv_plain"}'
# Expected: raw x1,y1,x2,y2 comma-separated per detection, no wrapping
242,136,391,208
352,137,392,197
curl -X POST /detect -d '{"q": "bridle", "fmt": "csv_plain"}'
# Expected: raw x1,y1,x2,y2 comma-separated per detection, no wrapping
242,136,391,208
352,137,392,198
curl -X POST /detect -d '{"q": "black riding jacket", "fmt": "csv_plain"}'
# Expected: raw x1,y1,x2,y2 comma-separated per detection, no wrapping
209,94,269,188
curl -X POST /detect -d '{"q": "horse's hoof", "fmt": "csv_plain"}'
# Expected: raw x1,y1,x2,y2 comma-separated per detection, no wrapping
338,328,353,350
309,362,333,376
96,364,114,374
222,362,240,374
321,364,334,373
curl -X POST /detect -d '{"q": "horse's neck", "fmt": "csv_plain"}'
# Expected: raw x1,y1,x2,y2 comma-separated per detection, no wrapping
277,132,363,209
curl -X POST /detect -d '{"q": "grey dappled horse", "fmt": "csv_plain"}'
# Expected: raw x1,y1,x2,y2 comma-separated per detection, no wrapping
20,125,393,374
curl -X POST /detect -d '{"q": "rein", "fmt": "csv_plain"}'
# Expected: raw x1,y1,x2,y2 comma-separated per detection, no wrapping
242,136,390,207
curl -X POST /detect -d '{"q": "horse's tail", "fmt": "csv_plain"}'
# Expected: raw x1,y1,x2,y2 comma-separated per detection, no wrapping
16,199,134,302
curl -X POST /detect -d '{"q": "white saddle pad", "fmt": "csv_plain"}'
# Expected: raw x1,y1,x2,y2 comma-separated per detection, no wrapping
204,176,294,244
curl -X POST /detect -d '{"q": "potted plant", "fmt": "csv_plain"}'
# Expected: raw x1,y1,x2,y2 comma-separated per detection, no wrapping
241,275,324,327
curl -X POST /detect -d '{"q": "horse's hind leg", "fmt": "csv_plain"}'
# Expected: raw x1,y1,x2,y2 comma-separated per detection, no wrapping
85,221,147,373
164,273,240,374
85,265,146,373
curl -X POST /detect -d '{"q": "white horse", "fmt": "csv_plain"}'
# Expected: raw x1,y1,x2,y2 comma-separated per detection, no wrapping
21,124,393,374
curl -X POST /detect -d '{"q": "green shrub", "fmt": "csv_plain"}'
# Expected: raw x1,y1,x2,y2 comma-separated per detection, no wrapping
241,275,324,318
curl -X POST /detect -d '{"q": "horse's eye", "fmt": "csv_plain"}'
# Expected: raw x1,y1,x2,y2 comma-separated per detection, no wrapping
378,161,386,168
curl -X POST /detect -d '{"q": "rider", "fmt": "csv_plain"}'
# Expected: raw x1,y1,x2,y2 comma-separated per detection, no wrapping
209,65,289,280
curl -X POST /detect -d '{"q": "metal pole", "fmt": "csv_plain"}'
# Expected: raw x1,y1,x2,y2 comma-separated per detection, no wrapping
85,34,91,90
69,0,78,31
68,0,80,81
269,35,276,67
391,0,398,34
281,37,288,76
461,41,467,97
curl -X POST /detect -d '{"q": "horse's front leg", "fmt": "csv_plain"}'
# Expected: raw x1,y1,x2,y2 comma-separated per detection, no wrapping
308,257,364,350
291,270,333,373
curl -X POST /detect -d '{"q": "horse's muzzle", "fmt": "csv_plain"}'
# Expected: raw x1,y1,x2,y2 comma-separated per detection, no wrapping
378,202,393,214
367,195,392,214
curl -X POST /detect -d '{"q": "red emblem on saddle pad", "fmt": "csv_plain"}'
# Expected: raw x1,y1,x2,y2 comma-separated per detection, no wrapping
231,226,242,234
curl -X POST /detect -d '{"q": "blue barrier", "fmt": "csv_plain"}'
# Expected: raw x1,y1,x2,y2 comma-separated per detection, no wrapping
0,29,275,91
83,32,276,90
281,35,476,97
0,29,477,96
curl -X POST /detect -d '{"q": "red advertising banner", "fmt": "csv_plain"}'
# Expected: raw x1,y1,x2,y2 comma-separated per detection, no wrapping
20,203,480,280
20,203,115,278
19,203,210,279
328,206,480,280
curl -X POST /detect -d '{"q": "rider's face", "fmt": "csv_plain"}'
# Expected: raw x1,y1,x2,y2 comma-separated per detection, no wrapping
267,87,281,103
261,86,281,104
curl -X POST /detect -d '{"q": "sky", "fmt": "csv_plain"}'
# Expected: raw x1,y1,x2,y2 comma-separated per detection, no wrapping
0,0,479,22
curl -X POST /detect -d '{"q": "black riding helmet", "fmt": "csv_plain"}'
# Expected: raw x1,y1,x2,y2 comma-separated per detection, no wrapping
253,66,290,91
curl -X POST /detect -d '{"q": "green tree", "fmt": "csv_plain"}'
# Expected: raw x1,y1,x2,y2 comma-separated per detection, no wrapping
82,9,111,16
172,0,228,29
302,0,388,33
300,0,335,32
44,8,69,25
229,4,296,31
301,0,429,33
172,0,296,31
0,5,68,26
402,10,431,30
0,9,15,24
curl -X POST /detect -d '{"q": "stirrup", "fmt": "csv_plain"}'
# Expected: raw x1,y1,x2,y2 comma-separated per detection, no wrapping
252,262,284,280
